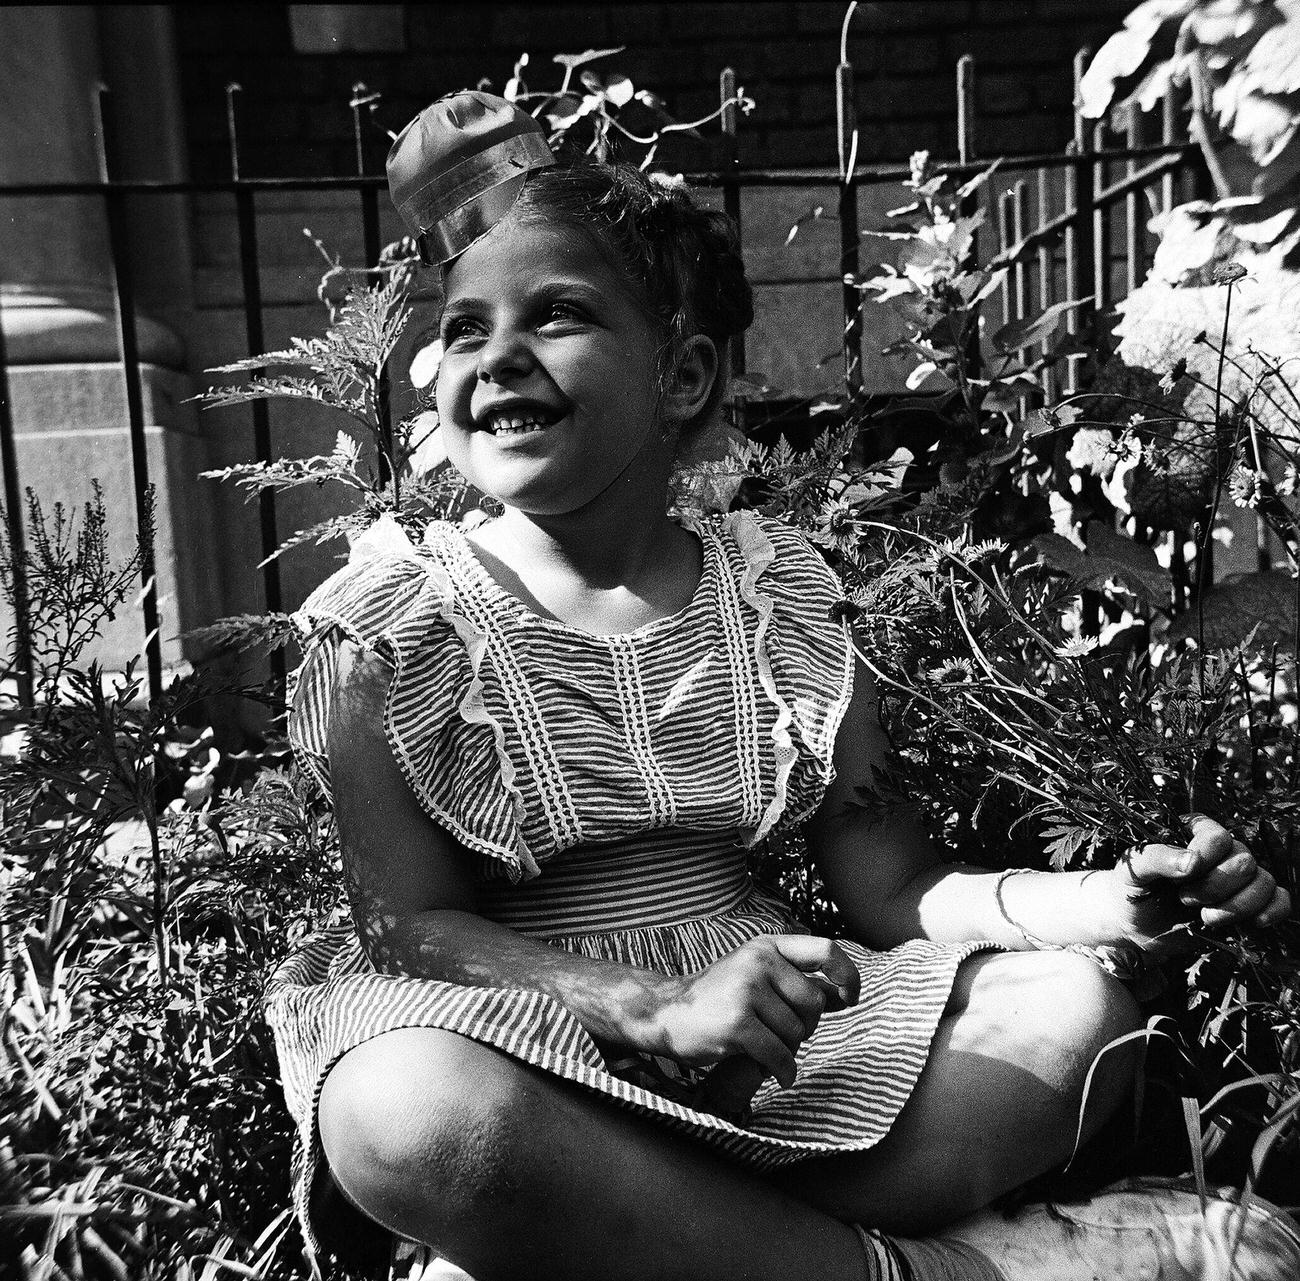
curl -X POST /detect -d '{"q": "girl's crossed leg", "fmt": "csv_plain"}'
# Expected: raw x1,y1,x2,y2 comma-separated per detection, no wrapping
318,950,1139,1280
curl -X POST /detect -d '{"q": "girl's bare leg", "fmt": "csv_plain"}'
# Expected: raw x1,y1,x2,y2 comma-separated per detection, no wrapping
319,950,1140,1279
319,1027,866,1281
775,949,1143,1234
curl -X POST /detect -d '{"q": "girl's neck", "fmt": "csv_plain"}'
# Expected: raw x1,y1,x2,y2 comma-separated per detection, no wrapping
465,482,702,636
490,505,679,587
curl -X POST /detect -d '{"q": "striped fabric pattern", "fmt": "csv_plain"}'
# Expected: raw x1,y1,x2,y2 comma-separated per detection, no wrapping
266,511,994,1263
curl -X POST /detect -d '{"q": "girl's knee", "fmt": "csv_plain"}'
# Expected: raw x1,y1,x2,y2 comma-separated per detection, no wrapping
319,1029,525,1234
956,950,1142,1087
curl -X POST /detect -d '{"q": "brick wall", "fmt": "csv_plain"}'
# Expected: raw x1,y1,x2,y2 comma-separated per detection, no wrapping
176,1,1135,181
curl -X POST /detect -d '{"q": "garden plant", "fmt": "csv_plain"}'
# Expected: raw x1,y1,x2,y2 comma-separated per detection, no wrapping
3,10,1300,1279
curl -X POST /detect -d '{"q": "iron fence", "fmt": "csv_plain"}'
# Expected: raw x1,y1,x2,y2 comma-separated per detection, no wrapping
0,50,1201,705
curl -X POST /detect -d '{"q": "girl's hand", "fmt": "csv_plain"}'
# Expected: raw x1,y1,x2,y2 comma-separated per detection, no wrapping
646,935,860,1088
1110,816,1291,952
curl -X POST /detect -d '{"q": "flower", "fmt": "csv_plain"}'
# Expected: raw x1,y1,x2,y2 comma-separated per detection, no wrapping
409,337,443,389
1158,357,1188,395
1228,463,1261,509
927,658,975,684
1066,426,1122,479
1053,636,1100,659
1212,261,1247,286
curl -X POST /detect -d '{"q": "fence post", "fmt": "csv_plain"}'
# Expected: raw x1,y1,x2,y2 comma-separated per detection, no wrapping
1124,102,1143,295
1036,165,1056,402
97,86,163,701
1161,85,1178,214
720,68,745,379
0,310,34,706
228,84,286,686
1092,116,1111,319
352,84,394,488
837,57,863,402
1064,48,1094,395
957,54,982,381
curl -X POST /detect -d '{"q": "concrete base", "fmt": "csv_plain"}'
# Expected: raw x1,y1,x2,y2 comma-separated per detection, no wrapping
1,360,220,672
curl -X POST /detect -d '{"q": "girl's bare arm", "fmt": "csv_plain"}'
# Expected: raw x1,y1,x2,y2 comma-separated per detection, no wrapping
326,641,853,1084
805,669,1288,952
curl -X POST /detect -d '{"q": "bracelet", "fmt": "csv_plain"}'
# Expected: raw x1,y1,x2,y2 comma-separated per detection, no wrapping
994,867,1162,995
995,867,1058,951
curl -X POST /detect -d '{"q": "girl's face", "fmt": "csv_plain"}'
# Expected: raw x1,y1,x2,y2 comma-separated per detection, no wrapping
435,216,672,517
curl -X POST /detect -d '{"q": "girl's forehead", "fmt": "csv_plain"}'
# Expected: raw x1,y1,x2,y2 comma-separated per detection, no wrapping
443,217,630,299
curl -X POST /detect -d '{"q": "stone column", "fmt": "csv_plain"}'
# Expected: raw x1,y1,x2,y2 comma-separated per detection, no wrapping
0,5,218,672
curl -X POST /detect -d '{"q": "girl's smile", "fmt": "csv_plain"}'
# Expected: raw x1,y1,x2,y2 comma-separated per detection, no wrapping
435,218,670,517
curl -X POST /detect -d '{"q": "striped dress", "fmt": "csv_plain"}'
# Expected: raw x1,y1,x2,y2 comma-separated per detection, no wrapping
265,509,991,1264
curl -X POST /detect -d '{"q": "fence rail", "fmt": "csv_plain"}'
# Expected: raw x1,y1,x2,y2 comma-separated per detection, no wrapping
0,49,1202,703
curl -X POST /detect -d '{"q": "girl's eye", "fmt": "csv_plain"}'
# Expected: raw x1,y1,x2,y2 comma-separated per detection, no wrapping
440,316,483,344
541,301,586,327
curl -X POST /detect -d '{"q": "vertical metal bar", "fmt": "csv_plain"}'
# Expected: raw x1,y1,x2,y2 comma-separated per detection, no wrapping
1070,52,1102,635
225,82,242,181
1037,166,1056,403
1125,102,1142,295
1161,85,1177,213
359,184,393,488
351,81,369,177
836,59,863,401
1092,119,1110,318
1063,146,1081,394
957,54,977,172
1012,180,1030,415
0,312,34,705
1064,48,1093,395
719,68,745,377
1170,84,1180,211
227,78,284,686
97,88,162,701
233,188,285,686
353,81,395,490
957,54,982,381
999,189,1014,329
1012,181,1029,323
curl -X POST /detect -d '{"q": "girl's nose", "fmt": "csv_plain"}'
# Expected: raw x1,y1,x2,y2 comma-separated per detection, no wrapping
476,327,534,383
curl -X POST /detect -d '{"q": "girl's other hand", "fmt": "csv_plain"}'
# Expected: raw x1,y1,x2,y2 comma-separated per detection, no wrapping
1112,816,1291,949
646,936,860,1088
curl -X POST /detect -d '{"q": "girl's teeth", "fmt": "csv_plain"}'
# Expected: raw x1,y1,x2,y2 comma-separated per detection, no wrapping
493,418,547,435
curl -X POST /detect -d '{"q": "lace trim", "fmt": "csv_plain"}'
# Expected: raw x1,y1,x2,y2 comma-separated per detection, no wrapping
378,553,539,882
727,511,800,845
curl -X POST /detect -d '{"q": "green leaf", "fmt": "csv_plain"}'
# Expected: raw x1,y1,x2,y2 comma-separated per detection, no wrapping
1043,823,1091,870
1032,522,1172,610
1164,569,1299,648
992,298,1091,355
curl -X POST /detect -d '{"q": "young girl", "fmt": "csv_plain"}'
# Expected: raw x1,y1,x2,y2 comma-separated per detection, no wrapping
267,92,1297,1281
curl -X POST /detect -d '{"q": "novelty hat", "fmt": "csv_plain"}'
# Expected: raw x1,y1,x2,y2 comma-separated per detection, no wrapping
387,91,556,265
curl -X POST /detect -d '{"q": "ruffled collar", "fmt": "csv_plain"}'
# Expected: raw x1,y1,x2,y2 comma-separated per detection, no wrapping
425,519,720,644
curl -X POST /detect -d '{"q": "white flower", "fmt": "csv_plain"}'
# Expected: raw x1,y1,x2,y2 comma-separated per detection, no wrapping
1066,426,1121,479
409,338,443,389
1054,636,1100,658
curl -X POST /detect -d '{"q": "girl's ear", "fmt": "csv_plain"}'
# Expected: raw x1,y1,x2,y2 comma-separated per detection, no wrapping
662,335,719,427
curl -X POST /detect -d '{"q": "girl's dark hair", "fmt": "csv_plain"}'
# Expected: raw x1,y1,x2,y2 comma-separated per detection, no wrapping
511,162,754,436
